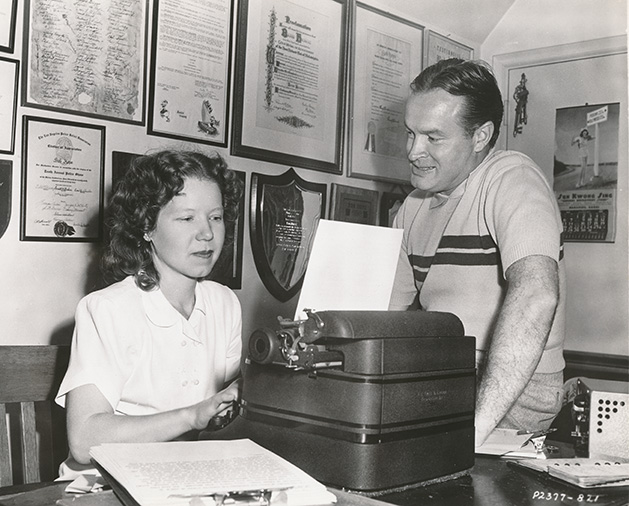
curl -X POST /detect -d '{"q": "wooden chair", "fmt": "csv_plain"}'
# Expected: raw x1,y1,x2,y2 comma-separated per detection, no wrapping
0,345,70,486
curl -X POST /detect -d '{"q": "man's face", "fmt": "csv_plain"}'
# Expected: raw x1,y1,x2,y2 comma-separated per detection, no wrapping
405,89,487,194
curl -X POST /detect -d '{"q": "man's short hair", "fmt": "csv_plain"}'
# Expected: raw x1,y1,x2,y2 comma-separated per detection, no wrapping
410,59,504,148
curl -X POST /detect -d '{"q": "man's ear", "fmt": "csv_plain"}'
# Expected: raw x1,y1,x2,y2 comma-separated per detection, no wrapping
473,121,494,153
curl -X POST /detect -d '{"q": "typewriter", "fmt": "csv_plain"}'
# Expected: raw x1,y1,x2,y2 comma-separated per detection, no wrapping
202,310,476,494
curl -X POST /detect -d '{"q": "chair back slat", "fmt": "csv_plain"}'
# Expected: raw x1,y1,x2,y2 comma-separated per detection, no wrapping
0,345,70,486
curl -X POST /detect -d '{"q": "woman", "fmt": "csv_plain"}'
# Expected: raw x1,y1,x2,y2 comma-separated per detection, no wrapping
56,150,243,477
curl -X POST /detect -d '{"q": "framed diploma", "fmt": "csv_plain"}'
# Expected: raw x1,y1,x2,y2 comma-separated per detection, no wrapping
425,30,473,67
250,168,327,301
0,57,18,154
20,116,105,242
147,0,233,146
231,0,347,174
22,0,148,124
330,183,378,226
0,0,17,53
347,3,423,183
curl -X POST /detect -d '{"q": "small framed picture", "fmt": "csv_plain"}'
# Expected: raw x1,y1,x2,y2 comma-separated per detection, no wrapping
21,116,105,242
330,183,379,226
425,30,473,67
379,191,407,227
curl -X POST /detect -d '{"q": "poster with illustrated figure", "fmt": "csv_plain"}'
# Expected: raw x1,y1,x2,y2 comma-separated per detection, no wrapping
553,103,620,242
148,0,232,146
24,0,147,124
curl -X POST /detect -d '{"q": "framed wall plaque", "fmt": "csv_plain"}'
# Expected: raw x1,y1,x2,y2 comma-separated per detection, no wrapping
425,30,473,67
0,160,11,239
250,168,327,301
21,116,105,242
231,0,347,174
0,57,18,154
22,0,148,124
147,0,233,146
330,183,378,225
379,190,407,227
348,2,423,183
0,0,17,53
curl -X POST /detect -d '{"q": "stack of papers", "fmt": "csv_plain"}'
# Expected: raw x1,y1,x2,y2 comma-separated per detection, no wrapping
89,439,337,506
475,428,547,459
513,458,629,489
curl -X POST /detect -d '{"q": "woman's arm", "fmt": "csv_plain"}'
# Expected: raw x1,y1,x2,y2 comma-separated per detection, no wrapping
66,382,238,464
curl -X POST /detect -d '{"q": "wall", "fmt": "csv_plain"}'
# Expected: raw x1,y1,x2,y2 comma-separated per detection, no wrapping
481,0,628,357
0,0,478,345
1,0,626,360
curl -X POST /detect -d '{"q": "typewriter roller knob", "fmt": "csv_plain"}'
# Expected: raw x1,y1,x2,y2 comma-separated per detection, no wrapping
249,327,281,364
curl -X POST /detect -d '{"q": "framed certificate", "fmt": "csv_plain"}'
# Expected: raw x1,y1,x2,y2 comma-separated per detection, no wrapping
231,0,347,174
330,183,378,225
147,0,233,146
425,30,473,67
22,0,148,124
21,116,105,242
347,2,423,183
0,57,18,154
0,0,17,53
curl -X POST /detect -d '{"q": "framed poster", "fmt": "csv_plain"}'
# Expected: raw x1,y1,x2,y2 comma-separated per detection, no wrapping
348,3,423,183
22,0,148,124
0,0,17,53
0,57,18,154
21,116,105,242
553,103,620,243
330,183,378,225
147,0,233,146
111,152,246,289
250,168,327,301
425,30,473,67
231,0,347,174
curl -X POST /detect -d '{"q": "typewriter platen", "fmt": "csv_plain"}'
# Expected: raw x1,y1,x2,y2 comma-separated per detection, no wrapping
202,310,476,495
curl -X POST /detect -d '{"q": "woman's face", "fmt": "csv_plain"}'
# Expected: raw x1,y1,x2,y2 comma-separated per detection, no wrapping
147,177,225,283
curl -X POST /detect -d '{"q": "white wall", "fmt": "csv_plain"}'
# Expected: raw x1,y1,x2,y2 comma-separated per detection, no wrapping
481,0,628,356
1,0,626,358
0,0,474,345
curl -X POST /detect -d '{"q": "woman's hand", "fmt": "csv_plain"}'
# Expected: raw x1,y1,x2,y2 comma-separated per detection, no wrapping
189,380,241,431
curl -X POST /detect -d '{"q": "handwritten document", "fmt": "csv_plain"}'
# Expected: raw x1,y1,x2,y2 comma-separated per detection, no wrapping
90,439,336,505
26,0,146,122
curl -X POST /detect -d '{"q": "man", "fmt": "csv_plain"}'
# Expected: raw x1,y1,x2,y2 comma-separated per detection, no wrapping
389,58,566,446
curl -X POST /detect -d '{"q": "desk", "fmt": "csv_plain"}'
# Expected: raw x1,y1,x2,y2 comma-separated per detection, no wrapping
1,452,627,506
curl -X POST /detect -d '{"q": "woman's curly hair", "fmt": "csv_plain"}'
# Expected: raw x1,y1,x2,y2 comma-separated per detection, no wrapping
101,150,242,291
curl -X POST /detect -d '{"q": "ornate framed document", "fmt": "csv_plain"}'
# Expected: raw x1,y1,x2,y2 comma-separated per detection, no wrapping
0,0,17,53
21,116,105,242
231,0,347,174
425,30,473,67
0,57,18,154
22,0,148,124
379,190,407,227
250,168,327,301
348,2,423,183
330,183,378,225
147,0,233,146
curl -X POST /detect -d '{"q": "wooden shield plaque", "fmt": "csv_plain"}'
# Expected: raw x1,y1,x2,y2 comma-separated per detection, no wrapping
0,160,11,239
250,168,327,302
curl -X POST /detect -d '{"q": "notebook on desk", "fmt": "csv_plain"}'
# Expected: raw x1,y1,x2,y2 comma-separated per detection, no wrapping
89,439,336,506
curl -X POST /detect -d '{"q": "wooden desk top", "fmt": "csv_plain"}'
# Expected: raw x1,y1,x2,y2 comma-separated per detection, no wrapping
1,453,627,506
